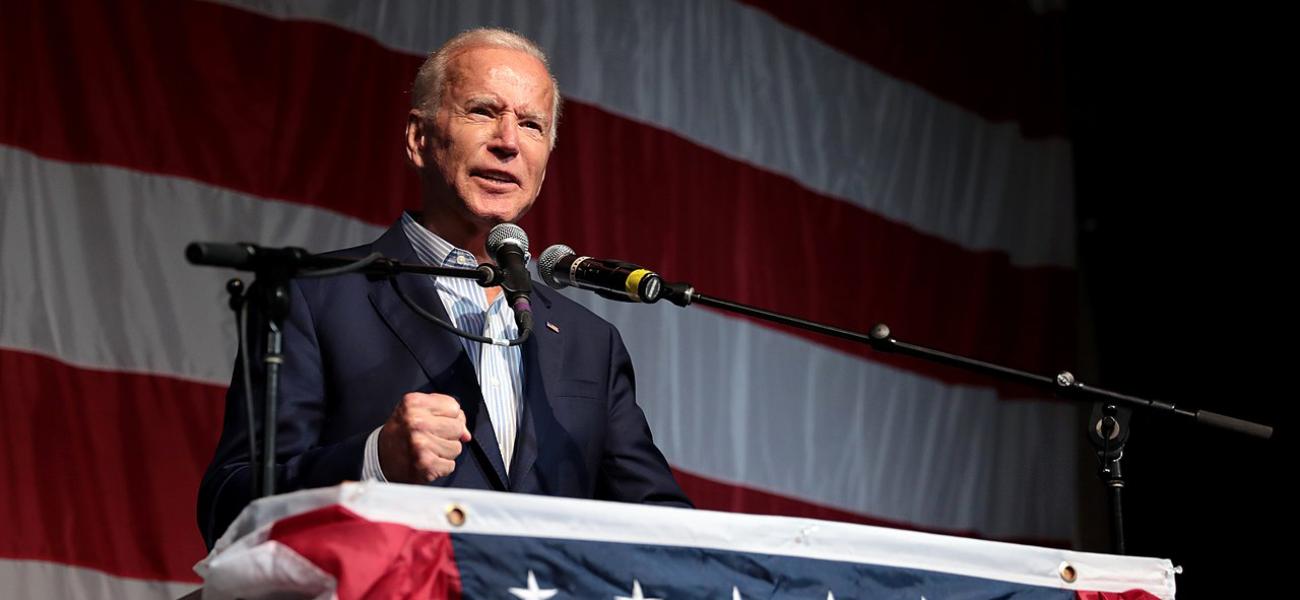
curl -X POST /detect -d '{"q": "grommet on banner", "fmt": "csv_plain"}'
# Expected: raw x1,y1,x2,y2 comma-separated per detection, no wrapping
1059,562,1078,583
445,504,467,527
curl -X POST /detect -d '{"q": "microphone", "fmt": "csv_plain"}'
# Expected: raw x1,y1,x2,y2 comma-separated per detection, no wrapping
486,223,534,332
538,244,664,304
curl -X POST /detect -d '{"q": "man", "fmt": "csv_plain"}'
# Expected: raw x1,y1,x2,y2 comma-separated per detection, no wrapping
198,28,690,548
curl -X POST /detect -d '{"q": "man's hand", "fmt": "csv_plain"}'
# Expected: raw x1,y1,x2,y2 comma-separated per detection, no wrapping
378,392,472,483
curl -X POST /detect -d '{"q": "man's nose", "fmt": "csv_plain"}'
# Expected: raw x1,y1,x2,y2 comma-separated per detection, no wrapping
488,114,520,158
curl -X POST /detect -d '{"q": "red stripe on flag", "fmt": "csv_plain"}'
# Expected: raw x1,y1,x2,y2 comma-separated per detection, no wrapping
1,0,415,226
673,468,1070,549
269,505,463,599
1,0,1076,389
0,349,223,582
737,0,1068,137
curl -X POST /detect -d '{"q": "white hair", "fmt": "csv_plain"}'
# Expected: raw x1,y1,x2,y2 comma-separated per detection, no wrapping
412,28,561,148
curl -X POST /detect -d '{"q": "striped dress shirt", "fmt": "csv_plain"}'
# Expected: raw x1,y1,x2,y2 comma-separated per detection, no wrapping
361,212,525,480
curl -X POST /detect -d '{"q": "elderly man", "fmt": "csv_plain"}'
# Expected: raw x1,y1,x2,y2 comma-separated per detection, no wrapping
198,28,690,548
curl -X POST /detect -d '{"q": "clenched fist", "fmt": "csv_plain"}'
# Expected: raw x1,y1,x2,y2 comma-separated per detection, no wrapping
378,392,472,483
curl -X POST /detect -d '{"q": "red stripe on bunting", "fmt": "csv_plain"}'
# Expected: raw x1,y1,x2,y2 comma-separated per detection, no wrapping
1076,591,1165,600
268,505,463,598
672,468,1070,550
1,0,1076,387
0,349,222,582
737,0,1068,137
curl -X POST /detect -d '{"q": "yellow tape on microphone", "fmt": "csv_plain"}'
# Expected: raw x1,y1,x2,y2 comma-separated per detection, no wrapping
624,269,652,302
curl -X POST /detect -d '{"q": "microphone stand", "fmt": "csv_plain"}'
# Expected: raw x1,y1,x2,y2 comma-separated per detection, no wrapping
659,282,1272,554
187,242,505,499
1090,402,1130,554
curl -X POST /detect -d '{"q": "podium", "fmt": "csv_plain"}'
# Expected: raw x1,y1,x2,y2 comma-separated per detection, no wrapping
196,483,1175,599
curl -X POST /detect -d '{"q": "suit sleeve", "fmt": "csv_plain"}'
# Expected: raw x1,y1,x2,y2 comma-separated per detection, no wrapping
196,279,370,548
595,325,694,508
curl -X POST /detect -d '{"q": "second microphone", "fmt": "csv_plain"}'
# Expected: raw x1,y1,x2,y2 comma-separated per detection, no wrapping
538,245,664,304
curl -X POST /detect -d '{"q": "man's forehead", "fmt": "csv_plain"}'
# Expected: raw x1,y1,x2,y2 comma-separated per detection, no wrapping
443,48,553,116
448,46,550,87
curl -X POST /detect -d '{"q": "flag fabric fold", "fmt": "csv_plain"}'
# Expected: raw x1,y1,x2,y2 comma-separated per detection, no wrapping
198,483,1175,600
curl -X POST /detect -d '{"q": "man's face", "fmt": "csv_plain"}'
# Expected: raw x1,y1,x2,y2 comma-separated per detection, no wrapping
414,46,555,229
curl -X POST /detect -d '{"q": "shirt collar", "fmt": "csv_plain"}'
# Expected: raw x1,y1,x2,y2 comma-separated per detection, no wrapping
400,211,478,268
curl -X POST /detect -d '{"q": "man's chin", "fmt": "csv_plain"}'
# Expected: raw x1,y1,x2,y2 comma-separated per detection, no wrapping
464,197,532,226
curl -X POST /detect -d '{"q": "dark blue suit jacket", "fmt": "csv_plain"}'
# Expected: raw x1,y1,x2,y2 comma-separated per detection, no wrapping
198,222,690,547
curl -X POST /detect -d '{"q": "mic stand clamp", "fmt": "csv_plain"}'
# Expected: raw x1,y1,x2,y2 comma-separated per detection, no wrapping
225,278,246,312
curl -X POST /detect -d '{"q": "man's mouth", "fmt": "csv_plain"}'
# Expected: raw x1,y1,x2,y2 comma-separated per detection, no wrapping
470,169,521,187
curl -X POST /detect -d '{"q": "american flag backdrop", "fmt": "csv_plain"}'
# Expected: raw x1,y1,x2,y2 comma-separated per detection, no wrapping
0,1,1080,597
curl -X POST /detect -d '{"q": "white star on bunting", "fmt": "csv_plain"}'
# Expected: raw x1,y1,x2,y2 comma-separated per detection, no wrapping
615,579,662,600
731,585,839,598
508,570,558,600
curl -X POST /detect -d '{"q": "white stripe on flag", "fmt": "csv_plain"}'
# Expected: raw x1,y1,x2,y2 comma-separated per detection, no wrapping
574,289,1079,540
0,559,198,600
0,144,380,384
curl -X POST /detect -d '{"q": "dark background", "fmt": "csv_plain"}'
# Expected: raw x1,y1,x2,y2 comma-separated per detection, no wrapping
1068,3,1292,595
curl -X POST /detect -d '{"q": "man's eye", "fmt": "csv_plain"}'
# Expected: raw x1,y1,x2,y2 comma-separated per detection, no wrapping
522,121,543,132
469,107,493,117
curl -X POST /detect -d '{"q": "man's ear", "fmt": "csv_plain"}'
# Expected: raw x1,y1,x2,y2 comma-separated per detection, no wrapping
405,110,427,169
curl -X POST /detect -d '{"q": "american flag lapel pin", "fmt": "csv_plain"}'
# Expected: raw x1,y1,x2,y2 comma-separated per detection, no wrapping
546,321,560,334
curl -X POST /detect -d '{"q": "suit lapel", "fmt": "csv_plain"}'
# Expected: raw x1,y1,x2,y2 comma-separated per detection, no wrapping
365,223,510,490
509,286,563,491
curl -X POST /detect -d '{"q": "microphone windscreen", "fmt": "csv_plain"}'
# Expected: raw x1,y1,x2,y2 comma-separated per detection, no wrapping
538,244,575,289
486,223,530,263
